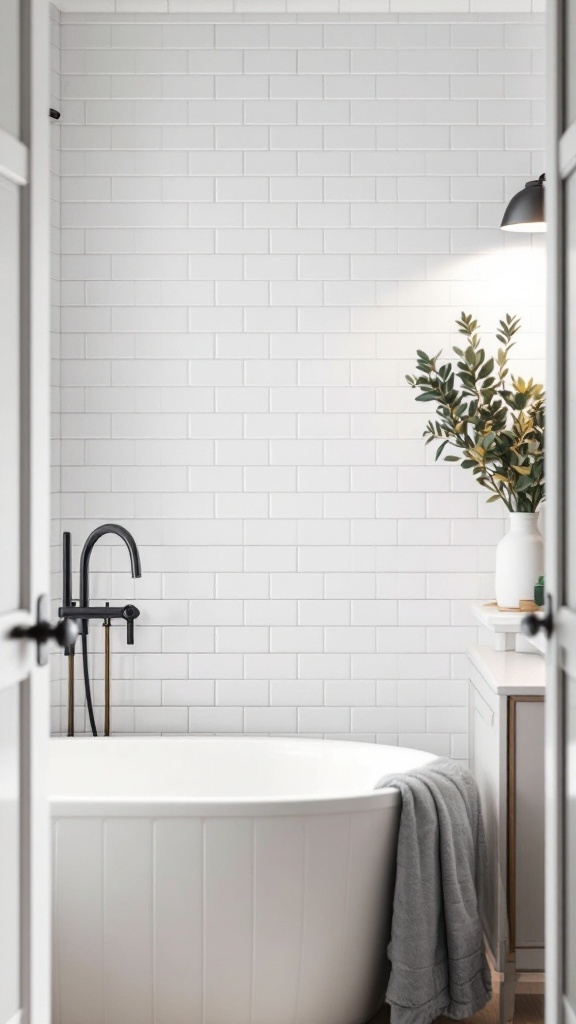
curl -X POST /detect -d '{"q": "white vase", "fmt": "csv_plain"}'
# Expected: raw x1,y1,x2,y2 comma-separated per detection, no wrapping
494,511,544,610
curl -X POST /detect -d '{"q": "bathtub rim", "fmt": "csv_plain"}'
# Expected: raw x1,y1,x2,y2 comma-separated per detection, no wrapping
50,734,438,818
50,793,403,817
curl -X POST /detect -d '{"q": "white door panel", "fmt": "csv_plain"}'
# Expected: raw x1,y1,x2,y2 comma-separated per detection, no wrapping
547,2,576,1023
0,176,21,616
0,2,51,1024
0,686,20,1024
565,0,576,127
566,670,576,1014
0,0,19,138
0,125,26,1024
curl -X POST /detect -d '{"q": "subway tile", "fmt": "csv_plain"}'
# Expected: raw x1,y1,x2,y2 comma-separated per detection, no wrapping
245,707,298,733
162,679,215,706
245,600,297,625
242,548,295,573
270,493,323,519
135,707,188,734
298,654,350,680
270,679,323,706
216,680,269,706
162,625,215,653
352,708,398,734
189,707,244,732
298,707,350,733
245,653,298,680
296,49,349,75
216,23,269,48
162,22,214,47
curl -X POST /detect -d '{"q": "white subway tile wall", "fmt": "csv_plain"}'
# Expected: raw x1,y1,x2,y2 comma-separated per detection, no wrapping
52,10,546,757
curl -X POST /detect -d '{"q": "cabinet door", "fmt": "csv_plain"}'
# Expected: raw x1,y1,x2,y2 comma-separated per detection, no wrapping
512,699,545,970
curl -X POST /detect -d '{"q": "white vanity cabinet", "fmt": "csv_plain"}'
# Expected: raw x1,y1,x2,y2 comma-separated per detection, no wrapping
468,646,545,1022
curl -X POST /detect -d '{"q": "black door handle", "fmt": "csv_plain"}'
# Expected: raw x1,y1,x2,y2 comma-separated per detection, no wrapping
521,592,553,640
11,595,79,666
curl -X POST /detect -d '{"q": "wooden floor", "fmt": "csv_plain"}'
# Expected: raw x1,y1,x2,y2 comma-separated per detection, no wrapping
369,989,544,1024
436,992,544,1024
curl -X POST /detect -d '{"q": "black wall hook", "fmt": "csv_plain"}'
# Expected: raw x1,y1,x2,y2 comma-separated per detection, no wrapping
50,108,61,120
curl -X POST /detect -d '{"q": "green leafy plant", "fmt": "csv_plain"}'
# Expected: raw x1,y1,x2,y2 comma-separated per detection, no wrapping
406,313,545,512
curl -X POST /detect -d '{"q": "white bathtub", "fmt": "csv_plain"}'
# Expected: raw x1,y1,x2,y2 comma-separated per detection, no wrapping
50,737,436,1024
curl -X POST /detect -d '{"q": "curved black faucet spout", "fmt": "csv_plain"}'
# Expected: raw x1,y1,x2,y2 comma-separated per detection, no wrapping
79,524,141,631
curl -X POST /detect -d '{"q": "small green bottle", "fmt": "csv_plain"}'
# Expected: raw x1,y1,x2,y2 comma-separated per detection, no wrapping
534,576,545,607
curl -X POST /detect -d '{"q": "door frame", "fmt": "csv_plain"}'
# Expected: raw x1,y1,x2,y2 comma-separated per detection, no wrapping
546,2,576,1024
19,1,51,1022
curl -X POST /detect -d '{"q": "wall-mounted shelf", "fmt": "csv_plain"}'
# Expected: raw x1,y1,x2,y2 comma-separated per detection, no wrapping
470,602,546,655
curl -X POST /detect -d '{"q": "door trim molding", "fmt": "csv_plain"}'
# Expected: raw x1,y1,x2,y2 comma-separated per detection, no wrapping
545,0,566,1023
559,120,576,179
19,0,52,1021
0,127,28,187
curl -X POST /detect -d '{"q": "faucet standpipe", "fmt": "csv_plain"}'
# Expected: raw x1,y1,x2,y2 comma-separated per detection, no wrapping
104,604,111,737
68,652,75,738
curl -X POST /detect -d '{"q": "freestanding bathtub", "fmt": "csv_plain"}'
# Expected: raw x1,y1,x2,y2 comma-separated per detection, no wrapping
50,737,436,1024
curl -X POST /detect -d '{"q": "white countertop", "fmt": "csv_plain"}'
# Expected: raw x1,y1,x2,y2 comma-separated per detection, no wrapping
468,645,546,696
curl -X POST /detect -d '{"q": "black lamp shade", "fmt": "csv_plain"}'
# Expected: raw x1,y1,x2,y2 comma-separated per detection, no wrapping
500,173,546,232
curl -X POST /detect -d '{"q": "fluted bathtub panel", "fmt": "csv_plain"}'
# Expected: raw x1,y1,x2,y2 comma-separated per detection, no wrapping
251,817,307,1024
153,819,204,1024
53,819,105,1024
104,819,154,1024
203,817,255,1024
295,813,358,1024
334,806,402,1024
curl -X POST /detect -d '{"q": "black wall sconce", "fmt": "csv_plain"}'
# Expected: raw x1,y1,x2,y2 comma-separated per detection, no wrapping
500,173,546,232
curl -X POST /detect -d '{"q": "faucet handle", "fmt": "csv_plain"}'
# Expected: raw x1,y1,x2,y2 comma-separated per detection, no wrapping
122,604,140,645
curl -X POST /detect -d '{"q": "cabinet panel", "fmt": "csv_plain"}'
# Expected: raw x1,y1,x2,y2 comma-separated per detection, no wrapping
468,650,545,1013
514,700,545,954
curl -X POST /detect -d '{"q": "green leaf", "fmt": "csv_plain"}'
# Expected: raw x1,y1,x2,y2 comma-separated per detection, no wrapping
478,357,495,380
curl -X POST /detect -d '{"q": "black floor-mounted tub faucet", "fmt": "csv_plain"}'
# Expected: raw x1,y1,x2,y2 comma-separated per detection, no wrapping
59,524,142,737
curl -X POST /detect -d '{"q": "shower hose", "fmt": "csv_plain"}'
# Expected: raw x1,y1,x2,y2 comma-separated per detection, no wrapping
81,632,98,737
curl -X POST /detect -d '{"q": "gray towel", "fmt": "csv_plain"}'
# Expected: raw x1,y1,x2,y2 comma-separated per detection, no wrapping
376,757,492,1024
